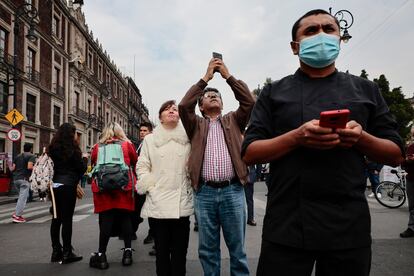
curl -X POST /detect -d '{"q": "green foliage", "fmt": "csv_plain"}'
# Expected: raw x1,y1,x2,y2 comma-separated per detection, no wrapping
253,78,273,97
367,72,414,141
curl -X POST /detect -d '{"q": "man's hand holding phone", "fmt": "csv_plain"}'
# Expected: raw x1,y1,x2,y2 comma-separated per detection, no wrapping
335,120,363,148
295,120,340,150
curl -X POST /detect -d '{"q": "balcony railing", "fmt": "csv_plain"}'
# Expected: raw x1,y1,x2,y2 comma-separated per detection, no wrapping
52,83,65,98
72,106,89,121
0,50,14,65
25,66,40,83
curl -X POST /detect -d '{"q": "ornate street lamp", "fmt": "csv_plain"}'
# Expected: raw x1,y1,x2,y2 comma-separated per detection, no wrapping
329,8,354,43
11,3,38,160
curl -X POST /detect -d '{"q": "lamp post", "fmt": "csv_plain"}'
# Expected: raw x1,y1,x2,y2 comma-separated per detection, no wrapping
329,8,354,43
11,3,38,160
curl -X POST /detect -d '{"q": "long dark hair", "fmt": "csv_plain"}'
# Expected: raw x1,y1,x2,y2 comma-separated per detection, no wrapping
48,123,81,161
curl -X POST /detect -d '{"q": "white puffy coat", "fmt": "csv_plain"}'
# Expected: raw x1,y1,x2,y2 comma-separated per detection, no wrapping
136,122,193,219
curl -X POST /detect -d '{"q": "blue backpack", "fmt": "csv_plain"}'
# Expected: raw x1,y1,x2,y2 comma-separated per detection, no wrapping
90,141,131,192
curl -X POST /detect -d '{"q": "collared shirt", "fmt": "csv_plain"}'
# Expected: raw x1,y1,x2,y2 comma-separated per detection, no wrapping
242,69,403,250
201,117,235,182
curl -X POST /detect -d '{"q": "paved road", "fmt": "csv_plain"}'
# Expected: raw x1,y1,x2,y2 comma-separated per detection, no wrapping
0,182,413,275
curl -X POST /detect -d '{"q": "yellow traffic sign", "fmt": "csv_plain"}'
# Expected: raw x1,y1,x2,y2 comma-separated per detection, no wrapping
5,109,24,126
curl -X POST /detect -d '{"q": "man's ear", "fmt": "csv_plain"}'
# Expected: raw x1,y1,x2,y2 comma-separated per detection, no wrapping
290,41,299,55
199,105,204,113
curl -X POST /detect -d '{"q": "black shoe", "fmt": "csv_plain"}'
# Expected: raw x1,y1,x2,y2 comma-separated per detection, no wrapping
400,228,414,238
51,246,63,262
247,220,257,226
122,249,133,266
143,233,154,244
193,224,198,232
89,252,109,270
61,250,83,264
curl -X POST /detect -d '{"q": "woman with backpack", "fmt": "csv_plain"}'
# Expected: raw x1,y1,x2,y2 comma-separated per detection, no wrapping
89,122,138,270
48,123,88,264
136,100,193,275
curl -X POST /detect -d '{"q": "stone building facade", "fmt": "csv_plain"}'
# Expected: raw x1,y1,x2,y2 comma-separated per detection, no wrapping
0,0,148,162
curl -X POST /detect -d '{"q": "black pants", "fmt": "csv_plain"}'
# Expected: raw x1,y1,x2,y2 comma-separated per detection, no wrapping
149,217,190,276
50,185,77,251
99,209,133,253
257,240,371,276
131,193,146,233
244,182,254,221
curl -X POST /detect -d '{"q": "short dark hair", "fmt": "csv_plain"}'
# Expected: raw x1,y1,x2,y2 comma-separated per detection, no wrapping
140,121,153,132
23,143,33,152
291,9,340,41
198,87,221,107
158,100,176,119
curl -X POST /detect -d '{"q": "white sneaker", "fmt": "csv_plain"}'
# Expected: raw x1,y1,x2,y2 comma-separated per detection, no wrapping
377,193,382,199
367,192,375,198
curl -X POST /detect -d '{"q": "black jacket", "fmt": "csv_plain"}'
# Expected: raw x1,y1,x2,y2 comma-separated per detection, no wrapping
49,148,87,186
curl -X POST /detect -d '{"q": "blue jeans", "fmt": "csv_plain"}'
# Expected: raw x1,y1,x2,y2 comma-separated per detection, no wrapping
195,183,249,276
14,179,30,216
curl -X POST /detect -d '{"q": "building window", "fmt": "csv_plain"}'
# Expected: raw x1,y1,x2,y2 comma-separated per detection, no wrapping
26,93,36,122
53,105,61,129
87,49,93,70
52,15,60,37
0,81,8,114
53,66,60,92
106,112,109,124
27,48,36,81
75,92,80,109
98,62,103,81
0,28,7,60
88,99,91,114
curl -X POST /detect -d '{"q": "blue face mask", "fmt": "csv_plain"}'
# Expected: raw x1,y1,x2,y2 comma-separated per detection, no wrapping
298,33,340,68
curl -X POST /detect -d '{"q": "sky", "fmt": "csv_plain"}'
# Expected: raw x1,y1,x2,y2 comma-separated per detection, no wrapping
81,0,414,123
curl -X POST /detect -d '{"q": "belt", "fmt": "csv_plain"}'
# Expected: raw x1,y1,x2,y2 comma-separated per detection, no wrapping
204,177,239,188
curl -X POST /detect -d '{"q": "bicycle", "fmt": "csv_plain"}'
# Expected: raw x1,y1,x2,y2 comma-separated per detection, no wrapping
374,169,407,208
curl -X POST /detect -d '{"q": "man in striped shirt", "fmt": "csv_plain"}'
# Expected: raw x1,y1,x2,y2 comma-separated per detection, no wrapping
179,58,255,276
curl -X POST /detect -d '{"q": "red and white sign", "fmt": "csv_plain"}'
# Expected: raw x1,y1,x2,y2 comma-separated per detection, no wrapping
7,128,21,142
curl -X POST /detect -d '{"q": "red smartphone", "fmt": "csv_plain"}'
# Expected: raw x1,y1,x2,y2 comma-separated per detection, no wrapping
319,109,350,129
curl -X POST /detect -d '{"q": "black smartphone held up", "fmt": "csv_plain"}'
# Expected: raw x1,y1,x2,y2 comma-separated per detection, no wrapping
319,109,350,129
212,52,223,60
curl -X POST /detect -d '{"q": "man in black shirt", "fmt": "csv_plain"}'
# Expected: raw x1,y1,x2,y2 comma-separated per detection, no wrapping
242,9,404,276
11,143,36,223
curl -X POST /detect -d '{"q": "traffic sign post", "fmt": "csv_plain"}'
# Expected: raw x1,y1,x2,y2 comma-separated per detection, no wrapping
7,128,21,142
5,109,24,126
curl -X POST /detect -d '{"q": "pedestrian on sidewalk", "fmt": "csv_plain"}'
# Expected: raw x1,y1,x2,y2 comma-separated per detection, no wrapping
130,122,156,257
179,58,254,276
365,158,383,199
11,143,36,223
400,138,414,238
89,122,138,270
242,9,404,276
137,100,193,276
48,123,88,264
245,164,262,226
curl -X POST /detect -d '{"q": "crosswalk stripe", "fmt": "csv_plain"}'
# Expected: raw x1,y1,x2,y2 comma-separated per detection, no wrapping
0,204,49,217
72,214,90,222
0,203,94,224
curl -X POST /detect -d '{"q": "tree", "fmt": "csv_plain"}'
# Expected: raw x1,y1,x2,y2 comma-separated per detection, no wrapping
364,72,414,141
253,77,273,97
360,69,368,79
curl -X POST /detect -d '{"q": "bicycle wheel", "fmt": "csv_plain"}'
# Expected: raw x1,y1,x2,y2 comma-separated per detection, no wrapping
375,181,406,208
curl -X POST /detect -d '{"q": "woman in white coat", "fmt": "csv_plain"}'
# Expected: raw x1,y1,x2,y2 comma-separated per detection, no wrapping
136,100,193,276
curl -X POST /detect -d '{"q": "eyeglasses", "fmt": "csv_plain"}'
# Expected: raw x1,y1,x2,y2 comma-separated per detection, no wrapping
203,92,221,98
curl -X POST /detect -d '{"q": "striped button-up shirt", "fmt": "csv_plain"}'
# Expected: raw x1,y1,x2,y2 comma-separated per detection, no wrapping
201,118,235,181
